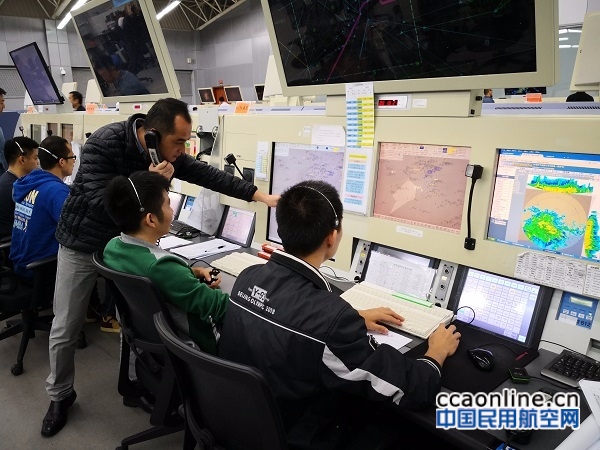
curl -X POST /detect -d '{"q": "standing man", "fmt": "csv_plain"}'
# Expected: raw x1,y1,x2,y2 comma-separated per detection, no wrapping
0,88,7,171
41,97,278,437
10,136,75,277
0,137,39,240
68,91,86,111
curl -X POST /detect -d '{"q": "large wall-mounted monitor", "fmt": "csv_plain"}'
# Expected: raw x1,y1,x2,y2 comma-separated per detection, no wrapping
9,42,64,105
373,142,471,234
488,149,600,262
72,0,180,103
261,0,558,96
267,142,345,244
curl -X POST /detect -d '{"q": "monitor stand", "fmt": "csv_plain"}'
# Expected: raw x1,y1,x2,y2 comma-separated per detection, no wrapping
41,103,73,114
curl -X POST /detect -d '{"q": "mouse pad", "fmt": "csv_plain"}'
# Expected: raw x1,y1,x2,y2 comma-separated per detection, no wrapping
405,322,539,394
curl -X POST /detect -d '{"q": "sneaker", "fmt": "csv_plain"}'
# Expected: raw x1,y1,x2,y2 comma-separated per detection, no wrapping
100,316,120,333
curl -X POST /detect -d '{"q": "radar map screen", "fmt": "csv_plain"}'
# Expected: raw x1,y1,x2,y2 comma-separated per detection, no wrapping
373,142,471,233
267,0,537,87
488,150,600,261
268,142,345,243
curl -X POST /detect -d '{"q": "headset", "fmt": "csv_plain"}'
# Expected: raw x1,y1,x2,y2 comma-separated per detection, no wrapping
144,129,162,166
14,140,27,156
302,185,340,229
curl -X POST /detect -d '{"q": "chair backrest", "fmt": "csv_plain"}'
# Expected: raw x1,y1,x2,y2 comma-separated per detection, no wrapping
91,251,175,348
154,312,288,450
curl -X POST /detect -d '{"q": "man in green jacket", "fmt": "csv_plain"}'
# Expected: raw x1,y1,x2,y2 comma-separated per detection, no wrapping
102,170,228,352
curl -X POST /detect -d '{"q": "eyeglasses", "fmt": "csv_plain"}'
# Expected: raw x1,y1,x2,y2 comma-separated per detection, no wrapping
63,155,77,161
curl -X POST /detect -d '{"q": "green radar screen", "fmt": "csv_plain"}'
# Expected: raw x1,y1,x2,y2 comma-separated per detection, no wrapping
519,175,600,259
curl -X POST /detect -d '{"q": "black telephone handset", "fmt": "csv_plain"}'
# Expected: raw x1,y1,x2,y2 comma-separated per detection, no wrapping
145,130,162,166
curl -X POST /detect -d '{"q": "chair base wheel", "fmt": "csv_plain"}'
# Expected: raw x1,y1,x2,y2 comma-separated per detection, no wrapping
11,364,23,376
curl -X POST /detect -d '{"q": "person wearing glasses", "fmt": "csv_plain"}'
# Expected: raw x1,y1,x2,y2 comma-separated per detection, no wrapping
0,137,39,240
10,136,75,278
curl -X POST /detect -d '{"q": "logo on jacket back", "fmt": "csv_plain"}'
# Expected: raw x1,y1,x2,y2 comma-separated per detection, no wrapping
251,286,268,303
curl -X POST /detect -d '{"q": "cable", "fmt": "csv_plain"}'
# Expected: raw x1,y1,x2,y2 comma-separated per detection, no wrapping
476,342,519,356
539,340,587,358
528,375,580,391
319,265,353,282
455,305,475,324
190,259,213,268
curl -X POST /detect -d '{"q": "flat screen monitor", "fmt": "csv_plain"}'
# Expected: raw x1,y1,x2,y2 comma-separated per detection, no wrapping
267,142,345,244
361,243,438,300
261,0,557,96
168,191,185,220
72,0,180,103
224,86,243,102
178,195,195,222
488,149,600,261
217,206,256,247
450,266,553,348
198,87,215,104
254,84,265,101
504,87,547,95
374,142,471,234
9,42,64,105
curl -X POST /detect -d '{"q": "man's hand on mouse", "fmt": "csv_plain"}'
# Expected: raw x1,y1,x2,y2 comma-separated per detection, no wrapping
424,323,461,367
192,267,221,288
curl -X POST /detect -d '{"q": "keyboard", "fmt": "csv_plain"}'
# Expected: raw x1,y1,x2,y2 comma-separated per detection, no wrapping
170,220,198,235
540,350,600,388
341,282,453,339
211,252,266,276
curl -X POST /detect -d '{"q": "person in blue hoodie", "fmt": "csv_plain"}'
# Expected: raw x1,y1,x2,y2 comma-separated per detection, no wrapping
10,136,75,278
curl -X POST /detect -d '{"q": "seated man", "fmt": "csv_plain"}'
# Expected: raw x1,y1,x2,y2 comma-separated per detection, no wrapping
218,180,461,449
103,171,227,353
68,91,86,111
0,137,39,240
10,136,74,277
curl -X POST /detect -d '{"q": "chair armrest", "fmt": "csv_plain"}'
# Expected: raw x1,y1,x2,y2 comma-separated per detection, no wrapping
0,239,10,251
26,255,58,270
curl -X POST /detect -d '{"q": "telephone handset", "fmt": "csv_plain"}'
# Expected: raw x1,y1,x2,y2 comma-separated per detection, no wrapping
145,130,162,166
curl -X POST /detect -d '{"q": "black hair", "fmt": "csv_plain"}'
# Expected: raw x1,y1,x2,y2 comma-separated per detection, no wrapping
4,136,38,166
144,98,191,136
69,91,83,104
483,89,492,96
104,171,170,234
38,136,70,170
94,54,117,72
276,180,343,257
0,88,6,96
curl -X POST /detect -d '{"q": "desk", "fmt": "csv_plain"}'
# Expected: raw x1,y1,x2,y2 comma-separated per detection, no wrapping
169,240,591,449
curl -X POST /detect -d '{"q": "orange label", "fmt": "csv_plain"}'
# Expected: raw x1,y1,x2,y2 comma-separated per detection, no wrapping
85,103,97,114
234,101,251,114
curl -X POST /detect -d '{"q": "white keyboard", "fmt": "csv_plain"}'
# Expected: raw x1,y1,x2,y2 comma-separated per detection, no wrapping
211,252,267,276
341,282,453,339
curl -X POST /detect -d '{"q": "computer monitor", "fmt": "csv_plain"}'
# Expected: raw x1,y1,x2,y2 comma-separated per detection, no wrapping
72,0,180,103
198,87,215,104
504,87,547,96
571,11,600,91
254,84,265,102
487,149,600,261
361,243,438,300
449,266,553,348
168,191,185,220
178,195,195,222
216,206,256,247
224,86,243,102
9,42,64,105
261,0,557,96
267,142,345,244
373,142,471,234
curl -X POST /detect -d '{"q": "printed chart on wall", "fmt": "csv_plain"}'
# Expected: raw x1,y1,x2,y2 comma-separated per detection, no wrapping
373,142,471,233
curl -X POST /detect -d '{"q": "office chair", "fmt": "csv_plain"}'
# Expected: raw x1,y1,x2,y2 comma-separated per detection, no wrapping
154,311,288,450
0,244,56,376
91,252,184,450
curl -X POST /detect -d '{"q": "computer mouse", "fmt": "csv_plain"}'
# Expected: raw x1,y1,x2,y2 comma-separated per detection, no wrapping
467,348,495,372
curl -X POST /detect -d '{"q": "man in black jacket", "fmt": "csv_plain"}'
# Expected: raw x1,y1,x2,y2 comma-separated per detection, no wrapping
41,98,278,437
218,180,460,449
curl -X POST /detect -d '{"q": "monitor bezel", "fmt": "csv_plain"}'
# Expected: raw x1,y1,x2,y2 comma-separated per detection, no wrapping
448,265,553,349
223,86,243,102
71,0,181,104
216,205,256,247
261,0,558,96
198,87,215,104
9,42,64,106
168,191,185,220
254,84,265,102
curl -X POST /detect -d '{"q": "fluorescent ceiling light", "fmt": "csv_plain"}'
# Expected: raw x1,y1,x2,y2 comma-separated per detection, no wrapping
57,13,72,30
157,1,181,20
559,37,568,41
559,29,568,34
559,45,571,48
567,29,582,33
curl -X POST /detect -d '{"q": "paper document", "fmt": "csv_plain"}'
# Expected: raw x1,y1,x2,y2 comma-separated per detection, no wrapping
159,235,192,250
555,415,600,450
368,332,412,350
581,380,600,428
170,239,240,259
